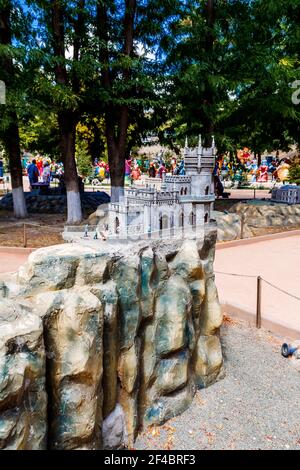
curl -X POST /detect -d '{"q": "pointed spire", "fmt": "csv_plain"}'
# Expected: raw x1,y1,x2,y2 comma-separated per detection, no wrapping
198,135,202,148
212,135,215,148
185,136,188,148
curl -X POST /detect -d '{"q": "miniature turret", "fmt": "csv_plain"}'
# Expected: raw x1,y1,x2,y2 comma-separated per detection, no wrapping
201,135,216,169
197,135,202,171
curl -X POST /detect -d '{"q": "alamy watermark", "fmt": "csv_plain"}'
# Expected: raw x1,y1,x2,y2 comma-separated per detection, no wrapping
292,80,300,105
0,81,5,104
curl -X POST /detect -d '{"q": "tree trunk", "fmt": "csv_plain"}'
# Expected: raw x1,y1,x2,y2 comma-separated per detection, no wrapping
58,111,82,224
258,151,262,166
52,1,82,224
107,149,126,203
97,0,136,202
109,159,126,202
0,3,27,218
5,116,27,218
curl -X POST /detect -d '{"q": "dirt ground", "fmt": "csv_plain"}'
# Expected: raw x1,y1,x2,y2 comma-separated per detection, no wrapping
0,212,69,248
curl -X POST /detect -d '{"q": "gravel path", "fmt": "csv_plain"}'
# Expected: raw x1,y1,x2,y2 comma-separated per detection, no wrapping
135,318,300,450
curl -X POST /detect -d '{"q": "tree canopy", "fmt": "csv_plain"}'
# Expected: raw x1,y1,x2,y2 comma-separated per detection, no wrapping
0,0,300,217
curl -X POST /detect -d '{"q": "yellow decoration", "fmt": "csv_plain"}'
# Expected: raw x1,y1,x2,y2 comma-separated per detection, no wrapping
277,163,290,182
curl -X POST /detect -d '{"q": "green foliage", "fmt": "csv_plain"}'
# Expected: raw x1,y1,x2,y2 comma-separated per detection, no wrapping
75,139,92,178
19,113,60,158
160,0,300,153
288,159,300,185
2,0,300,173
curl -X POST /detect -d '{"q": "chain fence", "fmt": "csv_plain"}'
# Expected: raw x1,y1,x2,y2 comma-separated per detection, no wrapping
0,221,64,248
215,270,300,328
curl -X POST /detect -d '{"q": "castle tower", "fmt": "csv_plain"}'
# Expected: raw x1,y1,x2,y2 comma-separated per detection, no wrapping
184,135,216,196
181,136,216,229
184,137,198,176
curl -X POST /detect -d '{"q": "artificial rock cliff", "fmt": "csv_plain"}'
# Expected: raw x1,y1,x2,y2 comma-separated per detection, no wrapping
214,202,300,242
0,227,224,450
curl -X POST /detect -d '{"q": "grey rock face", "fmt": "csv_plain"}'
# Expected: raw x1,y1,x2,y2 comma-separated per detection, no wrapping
0,300,47,450
214,203,300,242
102,404,127,449
0,226,223,449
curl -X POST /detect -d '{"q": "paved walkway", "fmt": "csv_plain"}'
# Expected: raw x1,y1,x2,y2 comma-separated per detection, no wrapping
215,233,300,337
135,320,300,450
0,248,31,274
225,188,271,200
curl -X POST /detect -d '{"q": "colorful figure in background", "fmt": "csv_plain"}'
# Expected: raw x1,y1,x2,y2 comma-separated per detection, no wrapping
42,162,51,183
277,161,290,183
22,151,30,170
99,165,105,179
250,160,259,182
50,161,57,180
27,159,39,190
105,163,110,179
171,158,177,175
268,160,278,181
233,162,246,186
157,150,164,165
148,162,156,178
257,160,268,182
237,148,251,166
158,162,166,178
220,162,229,180
178,160,185,175
57,163,64,176
36,156,43,176
124,158,131,185
125,158,131,177
131,164,141,181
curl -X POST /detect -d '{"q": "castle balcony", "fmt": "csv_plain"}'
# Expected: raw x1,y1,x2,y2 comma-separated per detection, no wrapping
200,157,215,166
165,176,191,184
178,195,215,203
185,157,199,166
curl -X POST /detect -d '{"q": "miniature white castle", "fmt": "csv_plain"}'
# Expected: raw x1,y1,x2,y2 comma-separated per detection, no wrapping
108,137,216,238
272,185,300,205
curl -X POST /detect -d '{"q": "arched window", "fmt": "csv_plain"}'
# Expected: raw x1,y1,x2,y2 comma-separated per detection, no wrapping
189,211,196,226
170,213,175,237
185,187,188,195
179,212,184,227
204,213,209,223
162,214,168,229
159,213,168,236
180,187,184,195
205,186,210,195
159,214,163,231
115,217,120,234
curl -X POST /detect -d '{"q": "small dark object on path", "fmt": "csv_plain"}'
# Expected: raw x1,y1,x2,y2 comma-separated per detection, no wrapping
281,343,298,358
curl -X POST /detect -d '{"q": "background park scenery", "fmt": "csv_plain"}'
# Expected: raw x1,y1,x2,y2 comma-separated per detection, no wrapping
1,0,300,225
